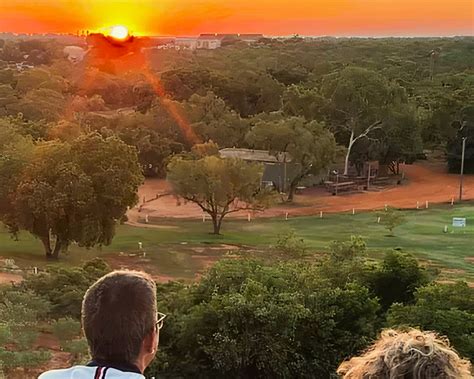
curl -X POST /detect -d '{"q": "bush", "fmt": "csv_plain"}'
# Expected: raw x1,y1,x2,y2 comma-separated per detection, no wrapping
367,251,429,310
61,338,89,364
146,259,380,378
387,282,474,358
23,258,111,319
376,207,405,235
274,231,308,257
0,348,51,368
0,325,11,346
52,317,81,343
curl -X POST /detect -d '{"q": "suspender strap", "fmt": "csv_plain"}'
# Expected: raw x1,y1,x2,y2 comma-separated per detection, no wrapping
101,367,110,379
94,367,103,379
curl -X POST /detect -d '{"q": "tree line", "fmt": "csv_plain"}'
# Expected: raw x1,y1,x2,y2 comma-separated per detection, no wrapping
0,37,472,179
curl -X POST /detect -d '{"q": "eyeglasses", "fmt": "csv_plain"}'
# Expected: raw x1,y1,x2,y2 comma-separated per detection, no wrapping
155,311,167,331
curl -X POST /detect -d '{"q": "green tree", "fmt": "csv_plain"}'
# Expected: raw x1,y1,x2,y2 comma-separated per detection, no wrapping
383,106,422,173
0,40,23,62
246,115,337,201
9,88,66,122
318,236,371,289
167,155,271,234
321,67,405,175
24,258,111,318
190,140,220,158
61,338,89,364
377,207,406,235
387,282,474,358
281,85,325,121
0,120,34,230
274,231,308,258
52,317,81,343
187,92,250,148
369,251,429,310
2,133,143,258
0,288,52,372
447,105,474,174
147,259,379,378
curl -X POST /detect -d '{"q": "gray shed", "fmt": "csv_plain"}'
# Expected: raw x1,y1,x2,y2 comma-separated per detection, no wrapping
219,148,297,192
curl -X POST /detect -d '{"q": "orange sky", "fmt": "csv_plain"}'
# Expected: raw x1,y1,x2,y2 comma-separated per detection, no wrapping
0,0,472,36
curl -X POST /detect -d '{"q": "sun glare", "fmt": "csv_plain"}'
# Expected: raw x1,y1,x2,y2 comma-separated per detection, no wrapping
109,25,129,40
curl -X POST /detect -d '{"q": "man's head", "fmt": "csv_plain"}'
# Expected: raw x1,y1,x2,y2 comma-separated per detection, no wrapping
82,270,159,372
337,328,472,379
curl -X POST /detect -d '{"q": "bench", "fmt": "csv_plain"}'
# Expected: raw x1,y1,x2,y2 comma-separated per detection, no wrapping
295,186,307,194
372,177,390,185
327,181,357,195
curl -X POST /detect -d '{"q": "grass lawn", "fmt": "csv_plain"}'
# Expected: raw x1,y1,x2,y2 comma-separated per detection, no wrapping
1,203,473,281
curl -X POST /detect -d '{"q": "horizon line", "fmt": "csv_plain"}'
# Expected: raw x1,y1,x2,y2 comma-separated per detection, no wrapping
1,31,473,39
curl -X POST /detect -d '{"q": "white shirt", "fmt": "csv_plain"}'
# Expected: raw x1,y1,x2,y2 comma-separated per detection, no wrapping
38,365,145,379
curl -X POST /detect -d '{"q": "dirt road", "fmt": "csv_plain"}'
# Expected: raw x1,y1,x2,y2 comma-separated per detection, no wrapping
127,161,474,222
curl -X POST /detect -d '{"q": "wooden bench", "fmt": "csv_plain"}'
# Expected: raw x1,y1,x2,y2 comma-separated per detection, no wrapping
372,176,390,185
328,181,357,195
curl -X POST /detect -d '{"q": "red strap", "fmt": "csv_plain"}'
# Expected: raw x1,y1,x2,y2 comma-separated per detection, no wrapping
94,367,103,379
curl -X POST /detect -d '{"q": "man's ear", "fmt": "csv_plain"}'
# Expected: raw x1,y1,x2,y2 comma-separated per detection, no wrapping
143,330,156,353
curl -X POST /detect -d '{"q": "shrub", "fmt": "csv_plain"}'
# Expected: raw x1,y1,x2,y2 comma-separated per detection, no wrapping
52,317,81,343
61,338,89,364
146,259,379,378
387,282,474,358
274,231,308,257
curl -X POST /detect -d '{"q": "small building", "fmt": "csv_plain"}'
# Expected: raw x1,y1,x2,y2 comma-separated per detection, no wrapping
174,37,198,50
197,35,221,49
239,34,264,43
219,148,297,192
63,45,87,63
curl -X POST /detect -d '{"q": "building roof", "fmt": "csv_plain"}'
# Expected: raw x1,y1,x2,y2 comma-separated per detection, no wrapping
219,148,291,163
198,35,222,41
240,34,264,39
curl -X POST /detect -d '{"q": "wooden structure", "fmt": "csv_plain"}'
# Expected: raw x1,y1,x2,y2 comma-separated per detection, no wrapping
325,181,358,195
324,161,384,195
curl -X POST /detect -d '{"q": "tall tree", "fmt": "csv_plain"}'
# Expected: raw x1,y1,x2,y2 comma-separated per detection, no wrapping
2,133,143,259
0,120,34,230
167,155,271,234
186,92,250,148
378,105,422,174
321,67,405,175
447,105,474,174
246,115,337,201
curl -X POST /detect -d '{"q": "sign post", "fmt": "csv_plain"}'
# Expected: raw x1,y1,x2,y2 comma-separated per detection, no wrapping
452,217,466,228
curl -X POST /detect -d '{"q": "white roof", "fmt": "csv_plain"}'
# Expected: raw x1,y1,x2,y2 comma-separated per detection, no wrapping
219,148,291,163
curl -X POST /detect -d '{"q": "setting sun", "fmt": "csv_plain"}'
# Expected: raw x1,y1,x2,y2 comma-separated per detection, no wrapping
109,25,129,40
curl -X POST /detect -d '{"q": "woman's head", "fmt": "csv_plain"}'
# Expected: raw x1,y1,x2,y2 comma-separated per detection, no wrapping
338,328,472,379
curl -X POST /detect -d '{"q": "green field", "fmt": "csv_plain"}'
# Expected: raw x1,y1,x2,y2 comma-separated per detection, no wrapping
1,203,473,281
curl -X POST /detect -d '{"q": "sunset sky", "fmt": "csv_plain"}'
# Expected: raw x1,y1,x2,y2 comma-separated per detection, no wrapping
1,0,472,37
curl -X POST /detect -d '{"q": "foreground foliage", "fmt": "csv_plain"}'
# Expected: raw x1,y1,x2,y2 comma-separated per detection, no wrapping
145,238,472,378
1,238,472,376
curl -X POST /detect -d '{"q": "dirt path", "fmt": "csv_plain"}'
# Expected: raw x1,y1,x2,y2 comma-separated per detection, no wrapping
0,272,23,284
128,161,474,222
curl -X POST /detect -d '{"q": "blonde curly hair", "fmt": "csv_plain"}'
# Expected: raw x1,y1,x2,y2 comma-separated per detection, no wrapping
337,329,473,379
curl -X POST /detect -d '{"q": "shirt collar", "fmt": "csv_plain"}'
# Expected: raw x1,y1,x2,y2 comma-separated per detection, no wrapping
86,359,142,374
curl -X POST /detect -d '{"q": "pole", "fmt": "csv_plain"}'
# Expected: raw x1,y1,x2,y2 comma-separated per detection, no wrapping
367,163,371,190
459,137,467,201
